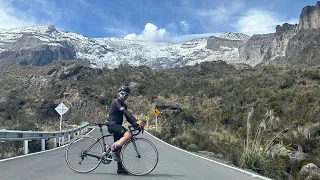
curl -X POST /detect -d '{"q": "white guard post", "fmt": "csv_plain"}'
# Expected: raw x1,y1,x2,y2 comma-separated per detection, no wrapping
55,103,69,146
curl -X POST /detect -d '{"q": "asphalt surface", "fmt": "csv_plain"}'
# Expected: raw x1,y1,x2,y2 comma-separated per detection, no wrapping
0,126,271,180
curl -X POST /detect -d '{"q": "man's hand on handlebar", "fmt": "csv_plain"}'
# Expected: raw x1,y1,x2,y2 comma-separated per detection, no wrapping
136,120,143,126
133,120,143,129
130,120,146,135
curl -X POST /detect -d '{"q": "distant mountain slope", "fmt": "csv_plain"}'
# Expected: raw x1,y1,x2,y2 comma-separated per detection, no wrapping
0,25,249,69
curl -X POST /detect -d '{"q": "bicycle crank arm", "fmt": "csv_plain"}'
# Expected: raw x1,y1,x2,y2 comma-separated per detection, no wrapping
104,157,114,161
84,152,102,160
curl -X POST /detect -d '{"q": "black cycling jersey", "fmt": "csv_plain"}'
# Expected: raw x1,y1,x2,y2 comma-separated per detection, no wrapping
107,98,137,125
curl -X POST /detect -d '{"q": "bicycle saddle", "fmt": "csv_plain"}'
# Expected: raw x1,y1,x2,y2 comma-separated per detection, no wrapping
94,122,109,127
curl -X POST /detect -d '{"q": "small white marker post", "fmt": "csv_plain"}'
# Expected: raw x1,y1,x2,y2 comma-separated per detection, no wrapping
55,103,69,146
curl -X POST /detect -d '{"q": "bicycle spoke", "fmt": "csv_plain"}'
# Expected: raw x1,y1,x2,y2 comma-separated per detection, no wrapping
65,136,103,173
121,138,158,175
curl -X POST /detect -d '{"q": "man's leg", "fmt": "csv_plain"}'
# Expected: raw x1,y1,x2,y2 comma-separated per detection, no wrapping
111,131,132,160
109,125,131,174
116,147,128,174
112,135,127,174
114,131,132,147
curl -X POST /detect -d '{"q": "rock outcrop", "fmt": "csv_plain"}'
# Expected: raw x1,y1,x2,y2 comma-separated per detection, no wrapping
299,163,320,180
0,33,76,67
239,1,320,67
238,33,274,67
298,2,320,30
269,143,307,162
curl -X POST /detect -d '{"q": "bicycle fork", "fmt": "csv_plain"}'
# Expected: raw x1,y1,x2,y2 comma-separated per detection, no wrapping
131,139,141,158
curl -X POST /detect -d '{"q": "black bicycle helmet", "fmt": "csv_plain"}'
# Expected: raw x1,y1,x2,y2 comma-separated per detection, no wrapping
119,86,131,93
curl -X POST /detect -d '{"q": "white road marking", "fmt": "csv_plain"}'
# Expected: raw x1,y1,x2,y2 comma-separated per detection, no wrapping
145,131,272,180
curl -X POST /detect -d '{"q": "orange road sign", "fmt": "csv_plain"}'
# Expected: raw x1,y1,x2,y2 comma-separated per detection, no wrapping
152,108,160,116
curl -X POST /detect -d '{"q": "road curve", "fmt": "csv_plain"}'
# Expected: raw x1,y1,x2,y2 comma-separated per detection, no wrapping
0,126,271,180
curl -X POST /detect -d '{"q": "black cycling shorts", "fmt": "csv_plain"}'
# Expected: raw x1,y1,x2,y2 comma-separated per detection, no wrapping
108,123,128,142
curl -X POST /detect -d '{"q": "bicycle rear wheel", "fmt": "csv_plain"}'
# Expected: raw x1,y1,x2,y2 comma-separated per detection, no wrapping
65,136,103,173
121,138,159,175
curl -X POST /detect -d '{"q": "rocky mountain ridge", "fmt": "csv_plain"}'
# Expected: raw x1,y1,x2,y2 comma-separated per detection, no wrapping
0,25,249,69
0,2,320,69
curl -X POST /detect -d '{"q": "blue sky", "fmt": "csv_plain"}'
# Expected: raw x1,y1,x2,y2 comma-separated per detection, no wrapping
0,0,318,42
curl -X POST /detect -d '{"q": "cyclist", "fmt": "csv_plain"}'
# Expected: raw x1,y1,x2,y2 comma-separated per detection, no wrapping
106,86,141,174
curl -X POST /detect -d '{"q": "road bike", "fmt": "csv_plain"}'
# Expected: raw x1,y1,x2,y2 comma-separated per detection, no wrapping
65,122,158,175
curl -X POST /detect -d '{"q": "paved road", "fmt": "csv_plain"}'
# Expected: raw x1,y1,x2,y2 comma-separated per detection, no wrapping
0,126,271,180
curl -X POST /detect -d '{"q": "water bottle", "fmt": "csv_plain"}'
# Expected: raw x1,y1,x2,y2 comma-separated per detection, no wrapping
105,145,111,153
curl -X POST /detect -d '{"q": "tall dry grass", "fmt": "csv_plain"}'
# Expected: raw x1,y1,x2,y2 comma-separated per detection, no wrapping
240,108,292,178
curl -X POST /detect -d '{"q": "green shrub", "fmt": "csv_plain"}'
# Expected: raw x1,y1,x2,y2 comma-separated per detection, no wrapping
240,150,280,178
302,159,313,166
303,69,320,80
296,119,308,126
186,144,200,152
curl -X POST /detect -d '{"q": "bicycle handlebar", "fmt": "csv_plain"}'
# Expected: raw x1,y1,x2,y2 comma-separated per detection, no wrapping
94,121,144,137
128,125,144,136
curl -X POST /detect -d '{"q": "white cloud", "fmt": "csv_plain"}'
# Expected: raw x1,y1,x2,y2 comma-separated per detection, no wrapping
197,6,228,22
0,1,35,29
124,23,167,41
179,20,190,34
235,9,299,35
0,0,73,30
196,1,244,28
123,22,219,42
168,22,177,30
187,1,299,36
169,33,220,42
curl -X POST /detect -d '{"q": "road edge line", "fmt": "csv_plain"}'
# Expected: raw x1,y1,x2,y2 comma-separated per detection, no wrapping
145,131,272,180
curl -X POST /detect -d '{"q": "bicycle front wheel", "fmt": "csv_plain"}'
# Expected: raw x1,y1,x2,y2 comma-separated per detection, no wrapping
65,136,103,173
121,138,159,176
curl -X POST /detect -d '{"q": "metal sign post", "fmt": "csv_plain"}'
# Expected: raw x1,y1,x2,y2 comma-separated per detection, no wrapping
55,103,69,146
156,116,158,132
145,116,150,129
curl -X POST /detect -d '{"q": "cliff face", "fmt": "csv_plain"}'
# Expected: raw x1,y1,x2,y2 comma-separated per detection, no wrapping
0,34,76,67
238,33,274,67
284,29,320,65
207,37,244,51
239,1,320,67
205,36,246,64
298,2,320,30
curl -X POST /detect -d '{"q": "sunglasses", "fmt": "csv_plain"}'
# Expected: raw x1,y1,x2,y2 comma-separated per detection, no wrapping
120,91,130,96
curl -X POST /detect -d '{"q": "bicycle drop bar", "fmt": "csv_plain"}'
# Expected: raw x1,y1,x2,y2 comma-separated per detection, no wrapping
128,126,143,136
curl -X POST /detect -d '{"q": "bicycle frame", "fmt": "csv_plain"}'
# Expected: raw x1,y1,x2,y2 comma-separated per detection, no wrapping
81,125,142,160
81,126,113,160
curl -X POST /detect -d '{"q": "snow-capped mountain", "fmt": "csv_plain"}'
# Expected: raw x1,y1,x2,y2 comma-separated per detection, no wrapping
0,25,250,69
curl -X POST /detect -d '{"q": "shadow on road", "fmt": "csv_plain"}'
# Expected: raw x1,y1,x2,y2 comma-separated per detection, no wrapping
90,172,185,178
144,173,185,178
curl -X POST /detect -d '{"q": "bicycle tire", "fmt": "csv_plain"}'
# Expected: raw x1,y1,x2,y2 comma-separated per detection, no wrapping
65,135,103,173
121,138,159,175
